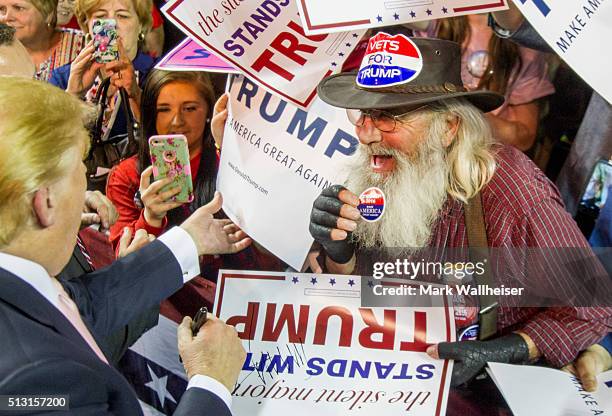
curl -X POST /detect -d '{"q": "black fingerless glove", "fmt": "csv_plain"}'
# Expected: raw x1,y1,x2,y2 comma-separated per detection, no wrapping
309,185,355,264
437,333,530,386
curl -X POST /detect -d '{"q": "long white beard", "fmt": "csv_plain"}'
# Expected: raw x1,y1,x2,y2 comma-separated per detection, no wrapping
346,138,449,251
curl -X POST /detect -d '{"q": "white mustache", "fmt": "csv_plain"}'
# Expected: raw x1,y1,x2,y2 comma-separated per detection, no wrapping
362,144,402,158
347,135,449,250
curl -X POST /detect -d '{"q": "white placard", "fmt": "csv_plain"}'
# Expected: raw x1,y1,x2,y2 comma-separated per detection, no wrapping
488,363,612,415
161,0,365,108
296,0,509,35
512,0,612,104
217,74,357,270
215,270,455,416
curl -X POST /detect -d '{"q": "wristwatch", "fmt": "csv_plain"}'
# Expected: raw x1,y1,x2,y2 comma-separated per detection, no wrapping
134,189,144,209
487,13,514,38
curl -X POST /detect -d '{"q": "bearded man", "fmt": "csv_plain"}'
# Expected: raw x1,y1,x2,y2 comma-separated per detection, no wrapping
309,34,611,397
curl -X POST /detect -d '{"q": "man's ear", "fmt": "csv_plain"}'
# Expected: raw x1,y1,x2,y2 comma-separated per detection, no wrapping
443,114,461,148
32,188,56,228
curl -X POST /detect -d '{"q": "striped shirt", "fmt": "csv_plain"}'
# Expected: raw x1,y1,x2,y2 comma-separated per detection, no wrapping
36,29,85,82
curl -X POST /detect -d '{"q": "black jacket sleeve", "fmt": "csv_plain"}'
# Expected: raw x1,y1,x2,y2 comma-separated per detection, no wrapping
173,387,232,416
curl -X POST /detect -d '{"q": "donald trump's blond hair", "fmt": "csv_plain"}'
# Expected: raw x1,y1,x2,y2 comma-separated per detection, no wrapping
0,77,91,247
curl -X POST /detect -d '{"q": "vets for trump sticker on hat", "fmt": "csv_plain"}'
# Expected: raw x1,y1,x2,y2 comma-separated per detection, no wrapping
358,187,385,222
356,32,423,89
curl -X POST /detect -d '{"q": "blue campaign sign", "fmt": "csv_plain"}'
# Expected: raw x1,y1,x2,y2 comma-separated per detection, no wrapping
183,48,210,60
518,0,551,17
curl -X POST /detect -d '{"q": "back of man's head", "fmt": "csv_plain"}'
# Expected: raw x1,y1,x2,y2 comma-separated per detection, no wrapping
0,22,35,77
0,22,16,47
0,76,91,247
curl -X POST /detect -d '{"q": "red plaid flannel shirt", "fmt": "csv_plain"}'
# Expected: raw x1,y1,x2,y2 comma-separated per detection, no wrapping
359,145,611,367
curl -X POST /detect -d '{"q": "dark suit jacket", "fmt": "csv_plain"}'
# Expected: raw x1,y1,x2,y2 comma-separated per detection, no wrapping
0,240,231,416
57,245,159,366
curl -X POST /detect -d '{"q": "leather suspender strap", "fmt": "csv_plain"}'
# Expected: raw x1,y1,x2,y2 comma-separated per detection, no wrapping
465,192,498,340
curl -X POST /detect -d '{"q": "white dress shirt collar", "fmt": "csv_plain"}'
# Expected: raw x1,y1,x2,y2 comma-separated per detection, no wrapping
0,252,60,308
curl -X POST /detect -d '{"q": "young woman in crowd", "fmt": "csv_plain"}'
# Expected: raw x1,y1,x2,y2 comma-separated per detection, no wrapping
50,0,155,134
410,15,555,151
106,69,282,315
107,69,217,248
0,0,84,81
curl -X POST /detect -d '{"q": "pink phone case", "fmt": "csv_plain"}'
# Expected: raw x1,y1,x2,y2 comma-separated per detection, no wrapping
148,135,194,203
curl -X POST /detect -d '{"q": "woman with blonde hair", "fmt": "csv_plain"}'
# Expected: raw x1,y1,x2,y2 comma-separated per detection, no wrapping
0,0,84,81
50,0,155,136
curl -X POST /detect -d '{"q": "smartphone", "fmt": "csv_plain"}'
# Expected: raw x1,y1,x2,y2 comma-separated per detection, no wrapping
191,307,208,336
92,18,119,63
148,135,194,203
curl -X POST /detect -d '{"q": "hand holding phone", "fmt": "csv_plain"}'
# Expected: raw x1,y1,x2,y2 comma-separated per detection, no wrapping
92,18,119,63
148,135,194,204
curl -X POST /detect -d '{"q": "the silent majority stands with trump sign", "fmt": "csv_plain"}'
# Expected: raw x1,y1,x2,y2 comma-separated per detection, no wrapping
215,271,455,415
119,271,455,415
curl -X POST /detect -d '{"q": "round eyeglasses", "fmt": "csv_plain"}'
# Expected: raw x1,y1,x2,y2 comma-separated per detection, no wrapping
346,105,428,133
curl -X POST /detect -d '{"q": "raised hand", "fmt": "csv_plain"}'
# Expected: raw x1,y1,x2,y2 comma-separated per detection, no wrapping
211,93,229,150
180,192,252,256
139,166,183,228
309,184,360,264
66,40,103,97
105,39,141,103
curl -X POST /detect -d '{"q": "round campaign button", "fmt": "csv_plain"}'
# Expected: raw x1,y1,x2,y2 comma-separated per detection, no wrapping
453,292,479,327
358,187,385,222
459,324,480,341
466,50,490,78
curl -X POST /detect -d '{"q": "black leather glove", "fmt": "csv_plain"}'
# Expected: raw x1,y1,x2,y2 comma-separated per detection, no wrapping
309,185,357,264
436,333,530,386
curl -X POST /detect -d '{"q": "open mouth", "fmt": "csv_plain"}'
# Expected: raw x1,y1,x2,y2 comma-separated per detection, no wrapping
370,155,395,172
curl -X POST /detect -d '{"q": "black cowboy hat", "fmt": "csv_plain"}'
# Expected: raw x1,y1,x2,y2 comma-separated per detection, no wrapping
317,36,504,113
